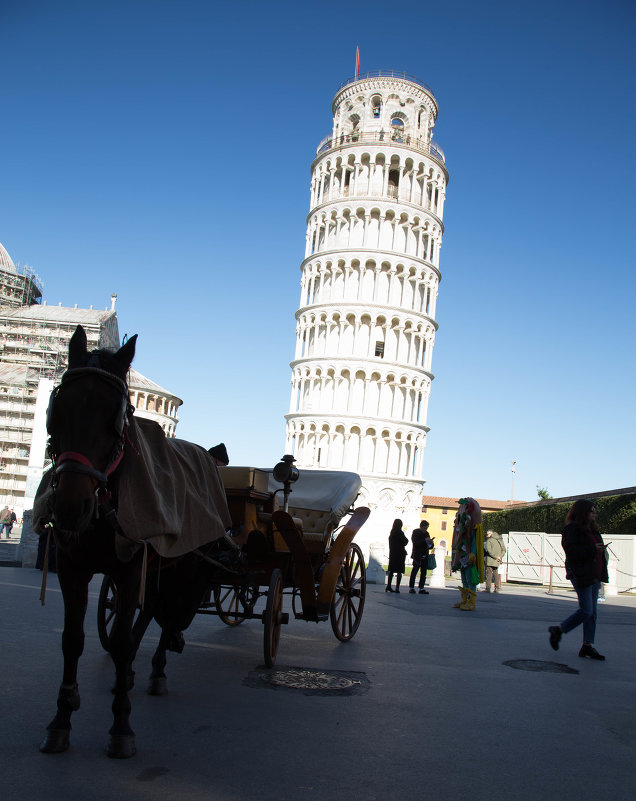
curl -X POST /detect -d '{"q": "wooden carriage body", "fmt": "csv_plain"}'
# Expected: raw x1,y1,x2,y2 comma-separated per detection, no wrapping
98,466,370,667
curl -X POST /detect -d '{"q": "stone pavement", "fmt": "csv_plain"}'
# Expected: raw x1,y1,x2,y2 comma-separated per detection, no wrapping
1,566,634,801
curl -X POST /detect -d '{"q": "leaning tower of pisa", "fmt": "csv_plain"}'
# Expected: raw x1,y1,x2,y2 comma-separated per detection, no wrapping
285,71,448,548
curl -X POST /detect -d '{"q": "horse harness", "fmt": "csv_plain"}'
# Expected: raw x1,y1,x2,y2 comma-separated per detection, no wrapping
46,367,137,529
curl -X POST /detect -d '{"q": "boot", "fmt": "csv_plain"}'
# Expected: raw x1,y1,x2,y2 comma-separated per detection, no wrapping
460,589,477,611
453,587,467,608
386,573,395,592
395,573,402,593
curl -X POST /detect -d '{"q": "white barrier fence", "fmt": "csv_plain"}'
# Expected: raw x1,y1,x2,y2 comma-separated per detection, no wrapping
504,531,636,594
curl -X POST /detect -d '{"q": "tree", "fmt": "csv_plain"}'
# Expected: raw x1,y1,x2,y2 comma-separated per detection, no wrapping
536,485,553,501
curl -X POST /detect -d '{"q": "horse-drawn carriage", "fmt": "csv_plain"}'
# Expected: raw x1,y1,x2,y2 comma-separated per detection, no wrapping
35,325,370,757
98,461,369,668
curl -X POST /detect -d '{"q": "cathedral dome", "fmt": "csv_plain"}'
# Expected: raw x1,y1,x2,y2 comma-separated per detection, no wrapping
0,242,17,273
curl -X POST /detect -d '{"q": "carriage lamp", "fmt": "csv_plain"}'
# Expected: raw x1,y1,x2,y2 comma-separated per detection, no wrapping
273,454,299,485
272,454,299,513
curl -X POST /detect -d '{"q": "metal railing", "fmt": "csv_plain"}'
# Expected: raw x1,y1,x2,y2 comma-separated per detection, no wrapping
337,71,435,97
316,130,445,163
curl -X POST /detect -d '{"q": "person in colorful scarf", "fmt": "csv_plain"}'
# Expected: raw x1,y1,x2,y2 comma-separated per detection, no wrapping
451,497,484,611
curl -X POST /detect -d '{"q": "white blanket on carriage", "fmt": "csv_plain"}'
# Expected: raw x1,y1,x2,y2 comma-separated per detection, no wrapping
266,469,362,520
33,417,231,561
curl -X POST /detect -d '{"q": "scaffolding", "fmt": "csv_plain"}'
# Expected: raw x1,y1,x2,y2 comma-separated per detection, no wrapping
0,306,116,514
0,264,43,308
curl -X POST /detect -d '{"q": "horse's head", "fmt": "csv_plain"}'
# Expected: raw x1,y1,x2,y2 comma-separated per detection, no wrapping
47,325,137,539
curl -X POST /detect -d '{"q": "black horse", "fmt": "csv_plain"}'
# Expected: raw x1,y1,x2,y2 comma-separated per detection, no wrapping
38,325,233,758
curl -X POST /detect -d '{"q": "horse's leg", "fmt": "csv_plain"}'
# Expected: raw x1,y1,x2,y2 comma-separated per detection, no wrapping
40,559,89,754
106,570,141,758
109,605,154,695
147,628,171,696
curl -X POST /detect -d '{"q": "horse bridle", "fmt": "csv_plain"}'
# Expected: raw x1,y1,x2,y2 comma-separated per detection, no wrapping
47,367,135,489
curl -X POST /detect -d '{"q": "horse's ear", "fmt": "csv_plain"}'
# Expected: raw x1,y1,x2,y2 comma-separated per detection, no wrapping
68,325,88,368
114,335,137,372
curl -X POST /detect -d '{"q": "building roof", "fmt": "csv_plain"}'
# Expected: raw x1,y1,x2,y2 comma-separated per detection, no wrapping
422,496,515,511
0,242,16,273
128,367,182,403
0,304,115,325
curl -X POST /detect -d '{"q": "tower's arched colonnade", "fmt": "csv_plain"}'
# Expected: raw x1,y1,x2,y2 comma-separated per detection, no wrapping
285,72,448,552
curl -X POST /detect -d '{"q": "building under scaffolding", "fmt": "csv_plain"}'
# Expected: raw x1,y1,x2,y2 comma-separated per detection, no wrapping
0,241,184,520
0,296,120,516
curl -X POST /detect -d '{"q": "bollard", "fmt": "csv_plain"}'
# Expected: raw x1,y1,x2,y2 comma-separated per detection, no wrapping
428,545,446,588
366,542,387,584
605,558,618,596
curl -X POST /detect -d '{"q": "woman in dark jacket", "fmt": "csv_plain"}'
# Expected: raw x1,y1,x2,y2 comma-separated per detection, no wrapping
386,519,408,593
549,499,608,660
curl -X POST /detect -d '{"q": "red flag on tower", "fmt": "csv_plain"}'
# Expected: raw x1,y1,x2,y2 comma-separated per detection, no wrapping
355,46,360,78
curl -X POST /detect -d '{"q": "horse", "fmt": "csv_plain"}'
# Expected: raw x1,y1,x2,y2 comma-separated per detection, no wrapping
36,325,234,757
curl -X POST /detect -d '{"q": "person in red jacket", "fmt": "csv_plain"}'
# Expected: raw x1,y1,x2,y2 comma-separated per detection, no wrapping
549,499,609,660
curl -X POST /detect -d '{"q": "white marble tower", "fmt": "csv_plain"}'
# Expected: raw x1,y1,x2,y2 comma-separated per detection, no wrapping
285,71,448,550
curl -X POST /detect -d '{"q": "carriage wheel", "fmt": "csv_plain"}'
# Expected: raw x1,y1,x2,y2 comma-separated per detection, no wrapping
97,575,117,651
97,575,145,652
213,585,244,626
330,542,366,642
263,569,283,668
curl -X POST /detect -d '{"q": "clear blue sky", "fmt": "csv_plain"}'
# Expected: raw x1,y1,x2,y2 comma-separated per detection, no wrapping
1,0,634,502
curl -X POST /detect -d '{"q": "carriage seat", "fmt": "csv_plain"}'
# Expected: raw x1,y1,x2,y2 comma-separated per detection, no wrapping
286,507,335,552
257,507,334,553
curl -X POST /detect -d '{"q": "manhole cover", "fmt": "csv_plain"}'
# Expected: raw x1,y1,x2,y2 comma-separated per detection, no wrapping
503,659,579,674
244,666,370,695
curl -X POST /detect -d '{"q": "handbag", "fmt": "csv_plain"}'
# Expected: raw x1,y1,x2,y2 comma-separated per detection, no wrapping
427,553,437,571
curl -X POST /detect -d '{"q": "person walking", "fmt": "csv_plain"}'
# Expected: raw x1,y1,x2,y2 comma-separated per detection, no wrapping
409,520,433,594
1,506,16,539
548,499,608,660
386,519,408,593
0,506,9,538
484,530,506,592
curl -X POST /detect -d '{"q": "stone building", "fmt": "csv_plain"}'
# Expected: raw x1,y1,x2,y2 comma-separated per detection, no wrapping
128,367,182,438
285,71,448,551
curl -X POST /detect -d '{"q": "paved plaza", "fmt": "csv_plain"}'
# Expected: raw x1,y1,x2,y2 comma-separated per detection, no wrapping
1,566,635,801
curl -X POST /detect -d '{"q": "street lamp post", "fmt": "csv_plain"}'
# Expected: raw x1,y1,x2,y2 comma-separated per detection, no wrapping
511,460,516,503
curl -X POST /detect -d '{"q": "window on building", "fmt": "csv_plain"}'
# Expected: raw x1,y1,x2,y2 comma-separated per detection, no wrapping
372,97,382,118
374,341,384,358
441,521,447,531
442,507,448,514
421,506,427,513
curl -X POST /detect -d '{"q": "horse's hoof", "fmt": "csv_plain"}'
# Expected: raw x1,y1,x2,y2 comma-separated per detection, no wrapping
106,734,136,759
40,729,70,754
147,676,168,696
